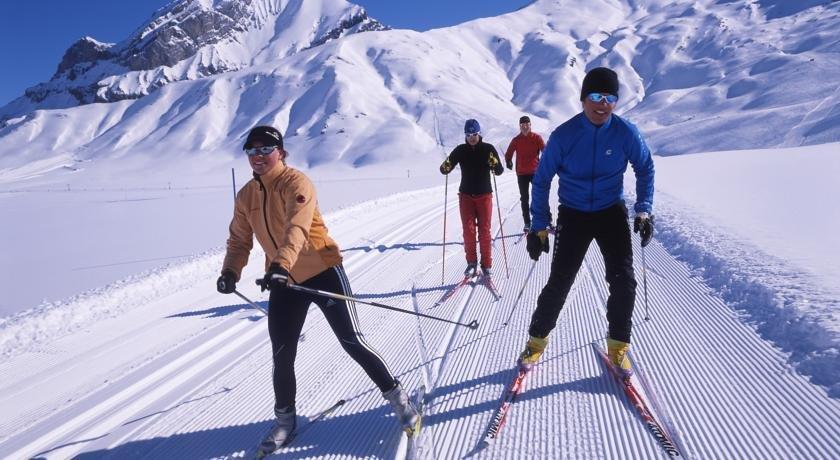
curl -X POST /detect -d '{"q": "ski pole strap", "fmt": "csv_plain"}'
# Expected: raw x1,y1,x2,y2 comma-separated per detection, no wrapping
255,277,479,330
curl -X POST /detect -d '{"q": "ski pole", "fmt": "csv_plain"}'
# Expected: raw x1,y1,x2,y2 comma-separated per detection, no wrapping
641,243,650,321
442,174,449,285
256,277,479,329
503,259,538,326
491,173,510,278
233,289,268,316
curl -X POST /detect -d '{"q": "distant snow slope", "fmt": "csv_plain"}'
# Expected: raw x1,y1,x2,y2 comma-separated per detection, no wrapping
1,0,838,179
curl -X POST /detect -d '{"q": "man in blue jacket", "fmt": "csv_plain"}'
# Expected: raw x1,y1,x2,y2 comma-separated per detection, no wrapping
518,67,655,377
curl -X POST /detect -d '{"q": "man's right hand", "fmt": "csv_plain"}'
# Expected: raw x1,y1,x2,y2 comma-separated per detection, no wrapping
216,270,237,294
440,159,453,174
526,230,549,261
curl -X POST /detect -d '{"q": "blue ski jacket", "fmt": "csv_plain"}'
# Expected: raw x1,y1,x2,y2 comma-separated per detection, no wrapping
530,113,654,231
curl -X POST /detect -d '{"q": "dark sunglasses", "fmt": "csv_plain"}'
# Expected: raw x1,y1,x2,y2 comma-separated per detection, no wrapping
245,146,277,156
587,93,618,104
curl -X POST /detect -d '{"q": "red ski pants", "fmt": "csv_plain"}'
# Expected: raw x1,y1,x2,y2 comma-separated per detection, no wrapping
458,193,493,268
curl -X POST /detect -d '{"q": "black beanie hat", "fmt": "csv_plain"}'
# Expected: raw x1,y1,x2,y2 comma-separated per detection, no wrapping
519,115,530,124
580,67,619,101
243,125,283,150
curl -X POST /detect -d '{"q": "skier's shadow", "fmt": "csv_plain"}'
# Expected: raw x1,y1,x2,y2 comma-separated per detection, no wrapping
72,403,405,459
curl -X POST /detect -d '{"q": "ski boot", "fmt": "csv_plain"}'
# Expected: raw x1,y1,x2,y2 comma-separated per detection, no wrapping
517,335,548,368
256,406,296,458
382,382,421,436
607,338,633,379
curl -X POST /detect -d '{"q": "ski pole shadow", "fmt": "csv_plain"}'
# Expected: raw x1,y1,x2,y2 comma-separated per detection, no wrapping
72,404,405,459
167,302,266,321
353,283,454,301
342,240,464,254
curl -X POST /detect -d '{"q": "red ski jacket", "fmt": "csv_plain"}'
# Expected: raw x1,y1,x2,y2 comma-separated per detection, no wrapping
505,132,545,175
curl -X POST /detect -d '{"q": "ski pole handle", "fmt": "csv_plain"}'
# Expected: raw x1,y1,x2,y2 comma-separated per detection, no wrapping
255,273,291,290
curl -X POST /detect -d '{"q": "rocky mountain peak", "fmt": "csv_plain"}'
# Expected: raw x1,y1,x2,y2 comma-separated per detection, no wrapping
4,0,387,119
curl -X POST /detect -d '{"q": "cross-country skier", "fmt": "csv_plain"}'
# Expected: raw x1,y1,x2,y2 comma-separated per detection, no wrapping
519,67,655,377
504,115,550,232
439,119,505,277
216,125,419,454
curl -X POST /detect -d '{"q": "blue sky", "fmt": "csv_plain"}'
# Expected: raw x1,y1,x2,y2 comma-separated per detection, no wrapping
0,0,530,107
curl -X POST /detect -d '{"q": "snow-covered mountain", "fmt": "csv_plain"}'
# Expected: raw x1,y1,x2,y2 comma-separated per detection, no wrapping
1,0,838,179
1,0,385,116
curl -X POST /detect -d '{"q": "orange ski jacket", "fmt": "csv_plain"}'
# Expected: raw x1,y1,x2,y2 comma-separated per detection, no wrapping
222,162,342,284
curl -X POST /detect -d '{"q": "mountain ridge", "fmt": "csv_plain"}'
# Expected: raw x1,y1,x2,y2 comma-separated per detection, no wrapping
0,0,837,180
5,0,386,115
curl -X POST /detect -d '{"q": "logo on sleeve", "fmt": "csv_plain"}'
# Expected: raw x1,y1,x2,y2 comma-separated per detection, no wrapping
296,194,306,204
605,149,613,156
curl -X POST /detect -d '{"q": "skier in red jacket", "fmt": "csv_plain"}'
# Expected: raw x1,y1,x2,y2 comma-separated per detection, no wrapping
504,115,550,232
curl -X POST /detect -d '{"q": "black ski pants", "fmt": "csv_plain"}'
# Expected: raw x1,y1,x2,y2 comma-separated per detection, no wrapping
518,174,551,227
528,203,637,343
267,265,396,414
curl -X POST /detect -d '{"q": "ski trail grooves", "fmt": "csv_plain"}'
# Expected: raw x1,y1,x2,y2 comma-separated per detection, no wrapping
4,317,258,459
2,179,839,459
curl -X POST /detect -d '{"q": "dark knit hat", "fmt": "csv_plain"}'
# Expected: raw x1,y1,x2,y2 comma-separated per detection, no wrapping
580,67,619,101
519,115,530,124
243,125,283,150
464,119,481,134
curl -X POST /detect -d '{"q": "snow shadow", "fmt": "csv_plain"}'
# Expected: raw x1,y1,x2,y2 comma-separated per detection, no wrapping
355,283,457,301
425,367,605,429
166,303,266,320
342,240,463,254
341,234,520,254
72,405,402,459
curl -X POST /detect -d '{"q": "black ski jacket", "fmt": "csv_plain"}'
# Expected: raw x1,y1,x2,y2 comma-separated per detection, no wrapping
441,138,504,194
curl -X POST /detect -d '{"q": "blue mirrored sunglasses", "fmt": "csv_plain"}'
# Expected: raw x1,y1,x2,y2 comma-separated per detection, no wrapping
245,146,277,156
587,93,618,104
466,132,480,138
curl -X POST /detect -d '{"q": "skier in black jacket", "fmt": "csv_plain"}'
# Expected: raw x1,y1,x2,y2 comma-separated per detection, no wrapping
440,119,504,276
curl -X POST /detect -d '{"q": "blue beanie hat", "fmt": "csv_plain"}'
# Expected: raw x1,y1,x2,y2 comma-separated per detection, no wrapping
464,119,481,134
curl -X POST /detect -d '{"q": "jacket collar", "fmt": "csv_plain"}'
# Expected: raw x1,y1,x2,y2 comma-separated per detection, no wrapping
466,137,484,149
579,112,613,133
253,161,287,187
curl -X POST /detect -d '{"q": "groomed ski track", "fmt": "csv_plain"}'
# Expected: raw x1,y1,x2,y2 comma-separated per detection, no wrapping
1,173,838,459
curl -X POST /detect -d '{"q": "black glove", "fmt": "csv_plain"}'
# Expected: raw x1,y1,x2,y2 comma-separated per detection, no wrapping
216,269,237,294
261,263,291,292
505,159,513,170
633,213,655,247
526,230,550,261
440,159,453,174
